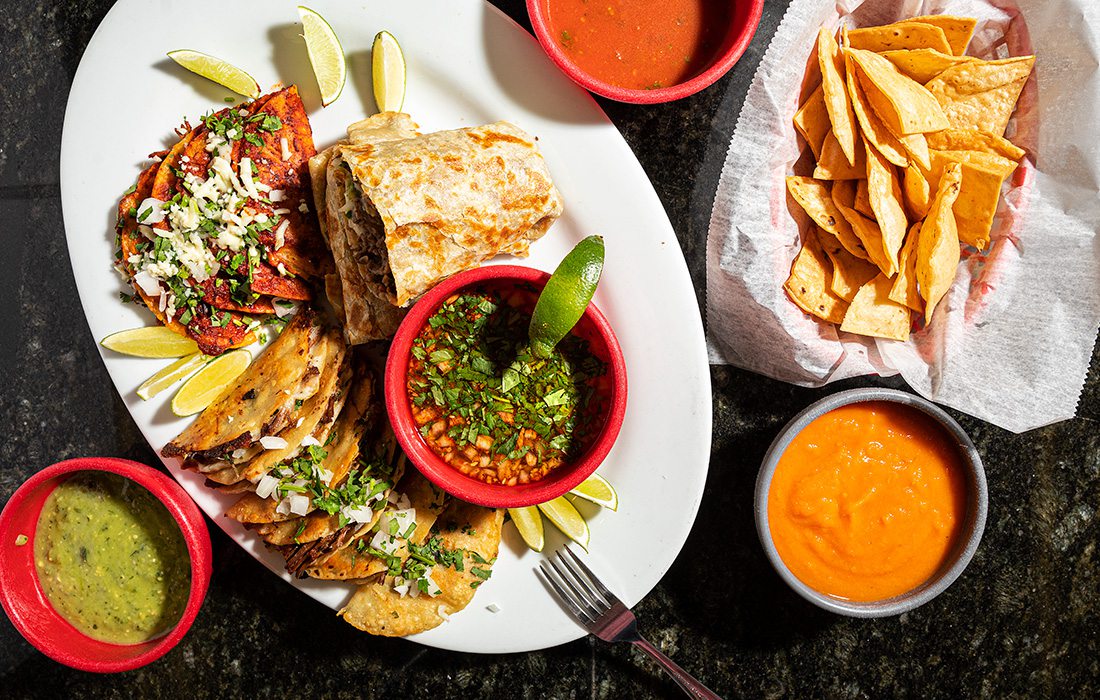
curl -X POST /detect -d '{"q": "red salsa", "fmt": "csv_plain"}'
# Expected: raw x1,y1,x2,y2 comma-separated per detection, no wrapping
407,284,608,485
547,0,732,90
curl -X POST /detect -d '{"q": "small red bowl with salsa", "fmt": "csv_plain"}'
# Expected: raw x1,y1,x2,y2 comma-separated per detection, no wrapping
385,264,627,508
527,0,765,103
0,457,212,672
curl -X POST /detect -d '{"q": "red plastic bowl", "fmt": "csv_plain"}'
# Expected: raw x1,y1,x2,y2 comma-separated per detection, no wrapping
385,265,627,508
0,458,213,672
526,0,765,104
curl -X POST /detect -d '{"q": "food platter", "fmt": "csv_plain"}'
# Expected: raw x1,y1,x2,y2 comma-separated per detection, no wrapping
59,0,711,653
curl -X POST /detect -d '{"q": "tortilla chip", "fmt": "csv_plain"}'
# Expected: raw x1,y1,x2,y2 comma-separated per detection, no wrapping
817,28,859,166
899,15,977,56
814,130,866,179
854,179,875,218
880,48,976,84
924,56,1035,137
903,164,931,219
338,501,504,637
786,176,869,259
832,179,893,275
784,231,849,324
845,55,908,167
847,22,951,54
927,150,1015,249
840,274,912,341
917,162,963,323
794,86,830,160
847,48,950,135
899,132,931,170
816,227,881,301
925,128,1025,161
889,222,925,312
865,144,908,277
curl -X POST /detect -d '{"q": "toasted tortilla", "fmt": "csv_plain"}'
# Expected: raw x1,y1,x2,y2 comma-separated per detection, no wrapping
899,15,977,55
315,114,563,343
847,48,949,136
845,55,908,167
924,56,1035,137
880,48,975,84
917,162,963,322
864,143,908,277
925,128,1025,162
890,223,925,313
832,180,893,275
840,274,912,341
817,29,858,166
338,500,504,636
785,176,869,260
925,150,1016,250
793,86,830,160
817,227,880,302
784,229,848,324
162,309,326,461
846,22,952,54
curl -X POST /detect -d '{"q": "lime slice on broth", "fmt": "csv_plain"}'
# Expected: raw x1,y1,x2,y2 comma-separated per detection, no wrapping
171,349,251,416
537,496,590,551
166,50,260,97
137,353,209,400
298,6,346,106
529,236,605,359
568,473,618,511
372,30,407,113
101,327,200,358
507,506,545,552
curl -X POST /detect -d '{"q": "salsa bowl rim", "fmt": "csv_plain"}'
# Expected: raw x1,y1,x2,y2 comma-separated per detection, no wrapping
384,264,628,508
525,0,765,104
0,457,213,672
754,388,988,618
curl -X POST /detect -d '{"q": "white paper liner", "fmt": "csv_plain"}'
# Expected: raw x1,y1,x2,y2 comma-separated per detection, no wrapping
706,0,1100,432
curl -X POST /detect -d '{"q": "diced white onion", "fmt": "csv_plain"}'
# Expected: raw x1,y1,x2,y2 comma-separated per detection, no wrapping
486,603,500,613
371,530,399,555
300,435,321,447
269,189,286,202
255,474,279,499
137,197,167,224
288,494,310,516
396,493,411,510
275,498,292,516
341,505,374,524
393,583,409,598
259,435,288,450
274,219,289,250
437,605,450,621
133,270,162,297
423,573,442,597
280,137,291,161
273,298,297,319
231,448,248,460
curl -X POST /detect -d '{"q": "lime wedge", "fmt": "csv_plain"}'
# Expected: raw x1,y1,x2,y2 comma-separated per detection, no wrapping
298,6,346,106
137,353,209,400
529,236,605,359
568,473,618,511
171,349,251,416
537,496,590,551
507,506,545,552
166,49,260,98
372,30,406,113
101,327,200,358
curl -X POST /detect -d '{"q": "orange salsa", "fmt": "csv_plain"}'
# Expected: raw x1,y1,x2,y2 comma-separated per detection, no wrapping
768,401,967,602
546,0,731,90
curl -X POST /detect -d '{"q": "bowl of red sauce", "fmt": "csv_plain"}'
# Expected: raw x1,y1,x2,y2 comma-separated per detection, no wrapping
385,264,627,508
526,0,765,103
0,457,212,672
755,389,987,617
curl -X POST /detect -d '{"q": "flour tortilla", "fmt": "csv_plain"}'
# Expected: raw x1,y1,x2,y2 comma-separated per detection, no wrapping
314,114,563,343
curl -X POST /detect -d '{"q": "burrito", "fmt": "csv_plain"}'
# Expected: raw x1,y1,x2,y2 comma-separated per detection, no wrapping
310,113,564,343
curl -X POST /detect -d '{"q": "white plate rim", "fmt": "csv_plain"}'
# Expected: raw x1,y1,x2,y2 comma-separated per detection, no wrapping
59,0,712,654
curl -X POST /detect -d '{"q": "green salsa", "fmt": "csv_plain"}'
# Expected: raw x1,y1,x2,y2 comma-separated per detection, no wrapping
33,472,191,644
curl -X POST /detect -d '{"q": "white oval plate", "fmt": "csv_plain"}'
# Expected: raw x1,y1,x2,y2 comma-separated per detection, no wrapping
60,0,711,654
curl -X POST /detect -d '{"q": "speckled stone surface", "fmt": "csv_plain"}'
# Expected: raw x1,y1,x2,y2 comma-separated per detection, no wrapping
1,0,1097,697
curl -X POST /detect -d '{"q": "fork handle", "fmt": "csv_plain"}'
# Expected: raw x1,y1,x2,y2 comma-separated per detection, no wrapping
632,638,723,700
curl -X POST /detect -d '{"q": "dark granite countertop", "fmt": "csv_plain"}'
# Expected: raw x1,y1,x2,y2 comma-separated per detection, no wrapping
1,0,1096,697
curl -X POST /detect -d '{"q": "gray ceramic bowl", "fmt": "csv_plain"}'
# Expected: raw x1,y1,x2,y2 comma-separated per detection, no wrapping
755,388,988,617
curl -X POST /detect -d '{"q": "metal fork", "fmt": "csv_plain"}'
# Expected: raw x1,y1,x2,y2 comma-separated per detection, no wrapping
538,547,723,700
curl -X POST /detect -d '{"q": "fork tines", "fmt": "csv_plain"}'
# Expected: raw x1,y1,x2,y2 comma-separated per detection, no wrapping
538,547,619,625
